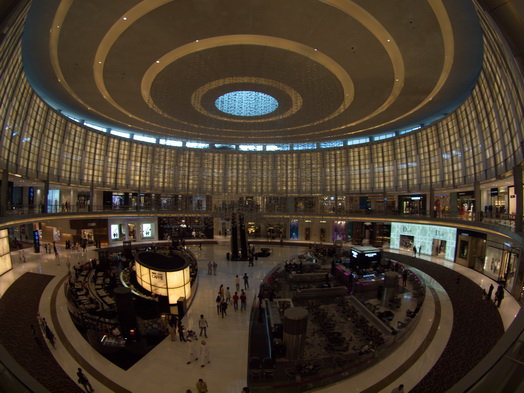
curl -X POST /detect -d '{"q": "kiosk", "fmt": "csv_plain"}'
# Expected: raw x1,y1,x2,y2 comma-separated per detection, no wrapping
135,251,192,313
350,246,382,269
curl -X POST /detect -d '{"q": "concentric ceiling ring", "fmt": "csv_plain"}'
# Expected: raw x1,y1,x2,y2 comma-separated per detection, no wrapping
140,35,355,132
35,0,482,144
190,77,303,122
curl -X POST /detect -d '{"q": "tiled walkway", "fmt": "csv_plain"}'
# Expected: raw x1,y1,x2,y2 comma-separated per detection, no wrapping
0,240,520,393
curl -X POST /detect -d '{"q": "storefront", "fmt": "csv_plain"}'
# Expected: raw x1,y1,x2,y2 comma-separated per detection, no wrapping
432,193,450,218
332,221,349,242
158,216,213,240
0,230,12,276
295,197,316,213
109,218,157,243
398,195,427,215
246,222,260,238
456,191,475,217
290,220,299,240
483,241,519,290
456,230,487,268
318,196,345,213
390,222,457,261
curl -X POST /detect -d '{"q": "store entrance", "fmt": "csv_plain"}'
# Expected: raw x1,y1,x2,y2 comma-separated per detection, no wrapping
432,239,446,257
128,223,136,241
400,235,414,251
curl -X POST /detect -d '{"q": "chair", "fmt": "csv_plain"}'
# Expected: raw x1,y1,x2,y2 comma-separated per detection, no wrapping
263,368,275,378
261,357,276,378
249,367,262,379
248,356,261,369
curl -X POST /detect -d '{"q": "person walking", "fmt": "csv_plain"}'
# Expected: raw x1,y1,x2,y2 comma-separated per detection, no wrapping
402,269,408,287
412,245,417,257
233,292,239,311
198,314,208,338
220,299,228,318
216,293,222,315
487,283,494,301
76,368,94,393
196,378,208,393
225,286,231,304
240,290,247,312
235,275,241,292
44,324,56,348
186,335,199,364
200,340,210,367
495,285,505,307
212,261,217,275
30,324,42,348
391,384,404,393
243,273,249,289
167,318,177,341
178,321,187,342
207,261,212,275
218,284,224,298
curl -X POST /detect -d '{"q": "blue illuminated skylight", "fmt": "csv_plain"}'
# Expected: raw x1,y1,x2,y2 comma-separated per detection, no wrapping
215,91,278,117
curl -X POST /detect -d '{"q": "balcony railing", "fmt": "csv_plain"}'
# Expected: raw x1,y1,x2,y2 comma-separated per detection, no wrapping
2,204,521,233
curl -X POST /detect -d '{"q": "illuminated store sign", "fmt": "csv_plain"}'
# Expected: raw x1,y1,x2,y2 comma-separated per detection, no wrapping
111,224,120,240
135,252,191,304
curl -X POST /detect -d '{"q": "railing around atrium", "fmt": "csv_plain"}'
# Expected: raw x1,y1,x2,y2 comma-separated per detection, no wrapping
2,204,521,233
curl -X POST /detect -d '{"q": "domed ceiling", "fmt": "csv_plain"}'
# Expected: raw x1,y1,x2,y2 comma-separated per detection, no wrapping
22,0,483,144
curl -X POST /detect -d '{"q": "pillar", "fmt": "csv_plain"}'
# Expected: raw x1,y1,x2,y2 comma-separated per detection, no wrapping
0,171,8,217
429,188,435,218
514,166,523,232
89,185,94,212
381,271,399,307
283,307,308,360
474,181,481,222
42,180,49,213
113,287,139,341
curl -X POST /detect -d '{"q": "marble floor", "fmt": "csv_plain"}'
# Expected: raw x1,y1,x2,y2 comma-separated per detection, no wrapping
0,240,520,393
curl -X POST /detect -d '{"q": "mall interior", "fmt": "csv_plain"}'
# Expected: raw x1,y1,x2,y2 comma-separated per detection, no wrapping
0,0,524,392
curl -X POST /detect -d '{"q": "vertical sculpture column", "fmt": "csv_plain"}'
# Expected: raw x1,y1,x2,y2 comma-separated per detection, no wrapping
514,165,523,233
231,212,239,260
239,213,248,260
113,287,138,342
381,271,399,307
283,307,308,360
0,171,8,216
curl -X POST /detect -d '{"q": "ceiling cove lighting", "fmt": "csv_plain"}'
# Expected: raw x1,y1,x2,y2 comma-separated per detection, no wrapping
215,91,278,117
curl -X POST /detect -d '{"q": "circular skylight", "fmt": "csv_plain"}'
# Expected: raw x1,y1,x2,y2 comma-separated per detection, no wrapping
215,91,278,117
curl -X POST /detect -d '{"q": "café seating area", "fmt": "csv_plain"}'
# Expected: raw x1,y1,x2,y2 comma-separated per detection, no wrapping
248,255,424,392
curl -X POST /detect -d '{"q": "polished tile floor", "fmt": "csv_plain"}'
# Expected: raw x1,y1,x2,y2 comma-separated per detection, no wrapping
1,240,520,393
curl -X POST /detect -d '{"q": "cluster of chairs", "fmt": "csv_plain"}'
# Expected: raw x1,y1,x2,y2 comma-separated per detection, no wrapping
248,356,276,379
335,299,385,349
308,303,350,353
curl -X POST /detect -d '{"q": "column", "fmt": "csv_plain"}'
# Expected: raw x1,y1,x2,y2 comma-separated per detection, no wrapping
0,171,8,217
514,166,523,232
474,181,481,222
283,307,308,360
89,185,94,212
429,188,435,218
42,180,49,213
